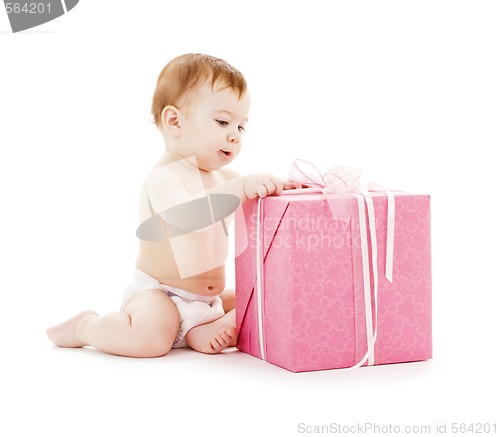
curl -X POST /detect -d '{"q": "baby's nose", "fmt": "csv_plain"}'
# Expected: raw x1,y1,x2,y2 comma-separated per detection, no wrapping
228,131,241,143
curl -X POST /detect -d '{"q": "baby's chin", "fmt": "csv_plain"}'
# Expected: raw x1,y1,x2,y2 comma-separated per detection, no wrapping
196,160,225,173
207,162,229,172
198,155,233,172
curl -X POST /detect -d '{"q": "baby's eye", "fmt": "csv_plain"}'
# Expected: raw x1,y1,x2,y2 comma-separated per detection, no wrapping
238,125,245,132
216,119,229,126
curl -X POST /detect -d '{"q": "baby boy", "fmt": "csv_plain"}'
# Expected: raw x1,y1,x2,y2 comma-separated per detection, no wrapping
47,53,298,357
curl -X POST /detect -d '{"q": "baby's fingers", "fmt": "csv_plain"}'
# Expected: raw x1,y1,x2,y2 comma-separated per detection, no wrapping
257,184,269,198
283,181,303,190
268,176,283,196
257,179,279,197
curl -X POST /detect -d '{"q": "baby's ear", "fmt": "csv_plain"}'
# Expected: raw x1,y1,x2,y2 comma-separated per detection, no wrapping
161,105,182,136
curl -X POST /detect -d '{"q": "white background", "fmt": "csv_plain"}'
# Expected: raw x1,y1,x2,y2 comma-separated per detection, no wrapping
1,1,499,436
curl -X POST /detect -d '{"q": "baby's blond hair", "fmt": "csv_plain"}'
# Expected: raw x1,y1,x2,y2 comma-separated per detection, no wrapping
151,53,247,127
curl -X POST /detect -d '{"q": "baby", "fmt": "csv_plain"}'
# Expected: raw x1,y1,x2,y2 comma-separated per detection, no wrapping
47,53,298,357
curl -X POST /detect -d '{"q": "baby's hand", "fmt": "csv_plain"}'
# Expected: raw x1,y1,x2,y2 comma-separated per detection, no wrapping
243,174,284,199
283,181,304,190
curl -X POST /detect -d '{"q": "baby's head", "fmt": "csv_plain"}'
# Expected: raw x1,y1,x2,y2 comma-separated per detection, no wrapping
152,53,247,127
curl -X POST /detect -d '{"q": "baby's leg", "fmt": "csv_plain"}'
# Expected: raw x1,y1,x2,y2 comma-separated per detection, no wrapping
185,309,237,354
47,290,180,358
219,288,235,313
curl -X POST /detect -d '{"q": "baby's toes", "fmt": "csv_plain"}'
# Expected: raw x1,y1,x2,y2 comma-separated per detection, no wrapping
218,332,231,344
210,332,232,351
210,336,225,350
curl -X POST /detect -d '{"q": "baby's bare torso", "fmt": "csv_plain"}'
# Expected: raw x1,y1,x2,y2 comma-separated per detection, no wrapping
135,157,236,297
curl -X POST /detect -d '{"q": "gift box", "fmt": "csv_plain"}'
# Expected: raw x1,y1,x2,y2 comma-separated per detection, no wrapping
235,173,432,372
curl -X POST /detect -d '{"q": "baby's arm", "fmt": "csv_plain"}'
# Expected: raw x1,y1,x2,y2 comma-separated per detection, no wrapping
141,166,299,233
205,173,285,203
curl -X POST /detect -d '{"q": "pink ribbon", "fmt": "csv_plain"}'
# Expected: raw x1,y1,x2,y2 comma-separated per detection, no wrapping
254,159,396,368
288,159,394,282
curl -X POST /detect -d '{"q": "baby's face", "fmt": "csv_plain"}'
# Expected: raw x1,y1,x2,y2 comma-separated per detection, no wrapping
179,82,250,172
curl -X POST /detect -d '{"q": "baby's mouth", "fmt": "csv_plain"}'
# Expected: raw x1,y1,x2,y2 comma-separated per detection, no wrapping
219,149,232,159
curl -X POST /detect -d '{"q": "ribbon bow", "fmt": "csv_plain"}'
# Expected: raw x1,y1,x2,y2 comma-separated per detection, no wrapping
288,159,363,222
289,159,362,194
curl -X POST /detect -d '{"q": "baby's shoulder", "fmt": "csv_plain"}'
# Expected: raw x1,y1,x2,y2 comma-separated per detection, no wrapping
145,161,189,189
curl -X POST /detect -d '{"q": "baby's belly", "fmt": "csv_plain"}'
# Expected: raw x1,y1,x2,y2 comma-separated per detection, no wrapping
136,240,226,296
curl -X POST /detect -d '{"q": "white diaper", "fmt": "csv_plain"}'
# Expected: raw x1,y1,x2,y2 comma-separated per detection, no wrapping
121,269,225,348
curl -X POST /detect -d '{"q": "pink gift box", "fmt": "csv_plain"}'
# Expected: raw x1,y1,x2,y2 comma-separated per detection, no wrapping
235,191,432,372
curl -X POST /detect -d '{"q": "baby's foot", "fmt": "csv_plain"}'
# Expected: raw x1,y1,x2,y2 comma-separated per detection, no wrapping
46,310,98,348
185,309,237,354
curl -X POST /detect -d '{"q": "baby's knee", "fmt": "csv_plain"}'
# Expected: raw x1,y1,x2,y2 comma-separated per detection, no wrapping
220,288,235,313
131,326,177,358
134,339,172,358
131,316,180,358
